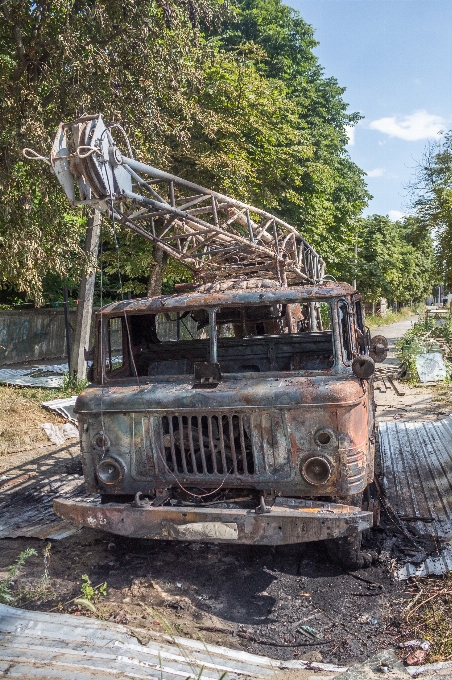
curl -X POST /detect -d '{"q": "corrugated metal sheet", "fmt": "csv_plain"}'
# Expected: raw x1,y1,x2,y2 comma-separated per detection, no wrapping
380,417,452,579
0,604,347,679
0,364,66,388
42,396,78,423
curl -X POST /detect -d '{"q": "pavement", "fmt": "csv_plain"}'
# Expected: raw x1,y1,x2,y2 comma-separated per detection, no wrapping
372,315,418,362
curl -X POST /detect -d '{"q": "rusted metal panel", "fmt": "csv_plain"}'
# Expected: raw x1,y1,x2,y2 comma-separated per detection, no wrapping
54,496,372,543
75,375,366,413
99,281,355,318
75,370,371,498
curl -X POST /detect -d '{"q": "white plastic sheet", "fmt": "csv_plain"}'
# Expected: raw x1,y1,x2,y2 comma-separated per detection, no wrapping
40,422,79,445
416,352,447,383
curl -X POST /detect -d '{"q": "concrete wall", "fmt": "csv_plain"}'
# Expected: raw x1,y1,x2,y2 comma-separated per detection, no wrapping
0,308,201,366
0,309,80,365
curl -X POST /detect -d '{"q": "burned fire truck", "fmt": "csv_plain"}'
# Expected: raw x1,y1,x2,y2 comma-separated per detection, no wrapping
26,114,387,567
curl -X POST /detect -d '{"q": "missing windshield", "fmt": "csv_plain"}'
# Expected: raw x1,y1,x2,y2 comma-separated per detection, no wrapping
103,301,334,379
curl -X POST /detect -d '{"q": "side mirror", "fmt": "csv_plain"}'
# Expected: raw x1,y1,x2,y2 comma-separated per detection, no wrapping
352,355,375,379
369,335,388,363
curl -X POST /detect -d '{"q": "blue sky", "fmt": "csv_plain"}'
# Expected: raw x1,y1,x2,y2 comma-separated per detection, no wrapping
293,0,452,219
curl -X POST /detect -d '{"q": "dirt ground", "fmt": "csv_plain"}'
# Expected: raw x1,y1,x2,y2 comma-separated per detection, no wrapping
1,314,450,668
0,523,406,666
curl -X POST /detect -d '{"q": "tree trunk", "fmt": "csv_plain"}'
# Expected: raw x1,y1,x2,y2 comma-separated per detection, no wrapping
147,245,168,297
70,209,102,380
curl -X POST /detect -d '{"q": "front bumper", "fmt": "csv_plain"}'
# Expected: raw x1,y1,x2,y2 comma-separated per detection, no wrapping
54,497,372,544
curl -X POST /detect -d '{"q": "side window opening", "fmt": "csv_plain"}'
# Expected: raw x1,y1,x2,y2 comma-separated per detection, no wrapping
354,300,367,353
338,301,353,363
105,317,124,373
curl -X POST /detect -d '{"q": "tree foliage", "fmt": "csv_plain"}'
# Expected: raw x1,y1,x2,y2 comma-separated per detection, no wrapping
410,132,452,289
353,215,436,305
1,0,369,302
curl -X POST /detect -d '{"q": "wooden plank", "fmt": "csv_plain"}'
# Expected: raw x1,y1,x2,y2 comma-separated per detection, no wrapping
389,377,406,396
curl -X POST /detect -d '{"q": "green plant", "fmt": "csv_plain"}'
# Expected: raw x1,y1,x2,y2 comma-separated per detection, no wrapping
0,548,37,604
396,313,452,382
62,373,88,393
80,574,107,602
73,574,108,613
366,308,415,329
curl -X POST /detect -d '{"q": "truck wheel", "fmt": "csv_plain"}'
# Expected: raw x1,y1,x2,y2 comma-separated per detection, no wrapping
323,491,375,569
326,532,373,569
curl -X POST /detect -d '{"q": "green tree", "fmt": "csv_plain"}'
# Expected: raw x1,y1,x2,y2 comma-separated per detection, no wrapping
0,0,231,302
0,0,369,303
217,0,370,278
411,132,452,289
354,215,436,305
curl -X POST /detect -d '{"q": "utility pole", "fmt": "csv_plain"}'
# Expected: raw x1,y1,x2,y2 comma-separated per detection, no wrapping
70,210,101,380
63,286,72,368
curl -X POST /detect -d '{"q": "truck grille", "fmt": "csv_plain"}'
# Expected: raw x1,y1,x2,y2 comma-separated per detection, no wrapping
161,413,254,476
148,410,292,482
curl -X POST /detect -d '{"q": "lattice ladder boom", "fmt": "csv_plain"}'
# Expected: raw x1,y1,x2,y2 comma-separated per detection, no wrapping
27,113,325,285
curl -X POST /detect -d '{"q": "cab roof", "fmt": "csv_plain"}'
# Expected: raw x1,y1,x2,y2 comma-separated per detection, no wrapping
99,279,356,317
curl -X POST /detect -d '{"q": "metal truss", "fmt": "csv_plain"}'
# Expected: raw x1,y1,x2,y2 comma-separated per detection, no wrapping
28,114,325,285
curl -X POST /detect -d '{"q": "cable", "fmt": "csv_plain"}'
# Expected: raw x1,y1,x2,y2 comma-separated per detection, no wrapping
22,148,51,165
98,211,107,458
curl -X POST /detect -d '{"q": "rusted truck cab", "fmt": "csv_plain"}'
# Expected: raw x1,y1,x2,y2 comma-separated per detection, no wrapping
55,279,379,566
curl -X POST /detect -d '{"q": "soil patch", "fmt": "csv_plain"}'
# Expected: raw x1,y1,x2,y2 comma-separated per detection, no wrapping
0,529,407,666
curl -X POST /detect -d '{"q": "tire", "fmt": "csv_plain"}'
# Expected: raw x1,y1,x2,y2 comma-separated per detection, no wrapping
326,532,373,569
323,491,375,569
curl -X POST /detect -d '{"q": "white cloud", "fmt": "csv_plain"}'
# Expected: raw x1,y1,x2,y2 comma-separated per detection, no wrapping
369,109,445,141
388,210,406,221
366,168,385,178
345,124,355,146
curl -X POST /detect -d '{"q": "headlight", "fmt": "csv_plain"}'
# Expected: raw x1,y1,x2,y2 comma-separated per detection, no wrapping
301,455,332,486
97,457,124,485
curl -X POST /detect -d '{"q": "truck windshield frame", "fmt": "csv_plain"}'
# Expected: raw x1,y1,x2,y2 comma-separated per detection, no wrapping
97,297,352,383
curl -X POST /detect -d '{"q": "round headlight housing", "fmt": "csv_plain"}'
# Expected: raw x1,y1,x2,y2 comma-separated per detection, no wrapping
314,428,336,448
301,455,332,486
97,457,124,485
92,431,110,451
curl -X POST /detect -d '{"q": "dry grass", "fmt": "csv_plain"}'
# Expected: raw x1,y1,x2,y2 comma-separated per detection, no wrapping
401,575,452,662
0,385,72,457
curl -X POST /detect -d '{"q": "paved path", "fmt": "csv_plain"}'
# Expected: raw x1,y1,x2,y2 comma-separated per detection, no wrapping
371,315,418,366
371,315,449,423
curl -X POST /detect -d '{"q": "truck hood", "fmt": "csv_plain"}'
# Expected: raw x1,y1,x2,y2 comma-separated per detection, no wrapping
75,374,366,413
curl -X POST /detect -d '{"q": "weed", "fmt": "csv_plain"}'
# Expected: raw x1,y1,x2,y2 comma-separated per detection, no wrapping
62,372,88,393
401,573,452,662
0,548,37,604
74,574,108,613
396,313,452,383
366,307,416,329
14,543,57,605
